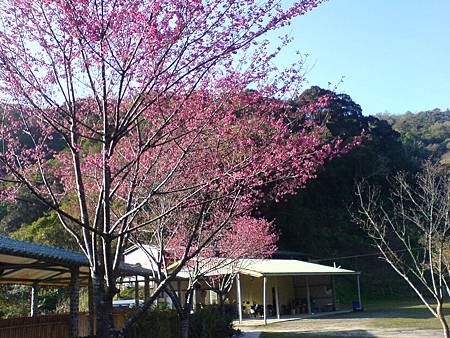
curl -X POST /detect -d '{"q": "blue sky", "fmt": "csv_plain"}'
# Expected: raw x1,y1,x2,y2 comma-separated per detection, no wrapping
273,0,450,115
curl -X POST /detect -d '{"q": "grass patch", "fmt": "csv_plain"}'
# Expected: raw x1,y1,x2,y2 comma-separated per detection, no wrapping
364,299,449,330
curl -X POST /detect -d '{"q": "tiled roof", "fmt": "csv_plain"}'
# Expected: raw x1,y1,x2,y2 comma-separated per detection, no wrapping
0,236,154,277
0,236,87,265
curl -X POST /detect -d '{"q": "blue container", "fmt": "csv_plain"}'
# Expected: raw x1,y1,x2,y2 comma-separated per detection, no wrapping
352,300,362,311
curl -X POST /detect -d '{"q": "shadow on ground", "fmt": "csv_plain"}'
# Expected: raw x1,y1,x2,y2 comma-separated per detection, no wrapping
259,330,377,337
324,307,449,320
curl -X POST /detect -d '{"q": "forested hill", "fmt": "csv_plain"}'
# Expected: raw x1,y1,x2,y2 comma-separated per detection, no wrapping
262,89,449,298
379,109,450,166
264,96,449,261
264,86,417,259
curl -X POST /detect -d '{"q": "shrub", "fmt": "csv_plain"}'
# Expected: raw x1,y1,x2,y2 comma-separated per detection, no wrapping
189,305,236,338
124,304,237,338
125,305,180,338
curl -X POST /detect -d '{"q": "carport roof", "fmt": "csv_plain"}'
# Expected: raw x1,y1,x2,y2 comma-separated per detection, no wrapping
237,259,359,277
174,257,359,279
0,236,155,286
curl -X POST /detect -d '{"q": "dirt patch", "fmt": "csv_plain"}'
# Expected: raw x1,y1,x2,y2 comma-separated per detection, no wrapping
239,312,444,338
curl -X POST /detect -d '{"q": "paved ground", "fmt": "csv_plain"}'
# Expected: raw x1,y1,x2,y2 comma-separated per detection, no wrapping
240,332,261,338
236,311,443,338
234,311,352,327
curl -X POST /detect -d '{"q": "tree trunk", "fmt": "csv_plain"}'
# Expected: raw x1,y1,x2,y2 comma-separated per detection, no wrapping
218,292,225,314
92,274,116,338
180,311,190,338
180,290,194,338
437,302,449,338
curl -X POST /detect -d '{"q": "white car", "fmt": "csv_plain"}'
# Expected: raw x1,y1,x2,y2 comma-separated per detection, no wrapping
113,299,144,308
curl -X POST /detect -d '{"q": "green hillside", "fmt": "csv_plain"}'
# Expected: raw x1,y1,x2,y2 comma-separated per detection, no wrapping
379,109,450,167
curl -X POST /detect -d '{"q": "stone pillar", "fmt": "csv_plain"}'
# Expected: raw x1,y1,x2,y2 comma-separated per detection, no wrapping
69,267,80,338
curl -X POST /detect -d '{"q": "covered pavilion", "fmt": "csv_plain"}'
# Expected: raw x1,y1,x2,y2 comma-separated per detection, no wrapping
233,259,361,324
124,246,362,325
0,236,154,338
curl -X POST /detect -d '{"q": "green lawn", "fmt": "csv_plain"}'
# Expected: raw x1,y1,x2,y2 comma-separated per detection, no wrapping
352,299,449,330
259,299,450,338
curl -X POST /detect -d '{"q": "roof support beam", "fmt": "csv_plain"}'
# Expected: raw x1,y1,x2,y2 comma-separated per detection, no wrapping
1,261,58,270
236,273,242,324
331,275,336,311
263,276,267,325
274,285,280,319
357,274,362,309
306,276,311,314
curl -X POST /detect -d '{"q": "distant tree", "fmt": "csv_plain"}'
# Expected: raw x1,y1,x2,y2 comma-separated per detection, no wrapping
0,285,30,318
0,190,48,235
11,210,78,250
354,163,449,338
265,87,411,258
293,85,365,138
379,109,450,168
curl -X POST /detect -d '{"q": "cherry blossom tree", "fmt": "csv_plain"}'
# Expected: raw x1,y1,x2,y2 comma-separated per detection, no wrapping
199,217,279,309
136,212,277,338
122,89,353,336
0,0,355,337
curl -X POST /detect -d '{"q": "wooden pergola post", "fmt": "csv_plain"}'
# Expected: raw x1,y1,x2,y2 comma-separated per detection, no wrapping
88,276,95,335
69,267,80,338
236,273,242,324
30,283,39,317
